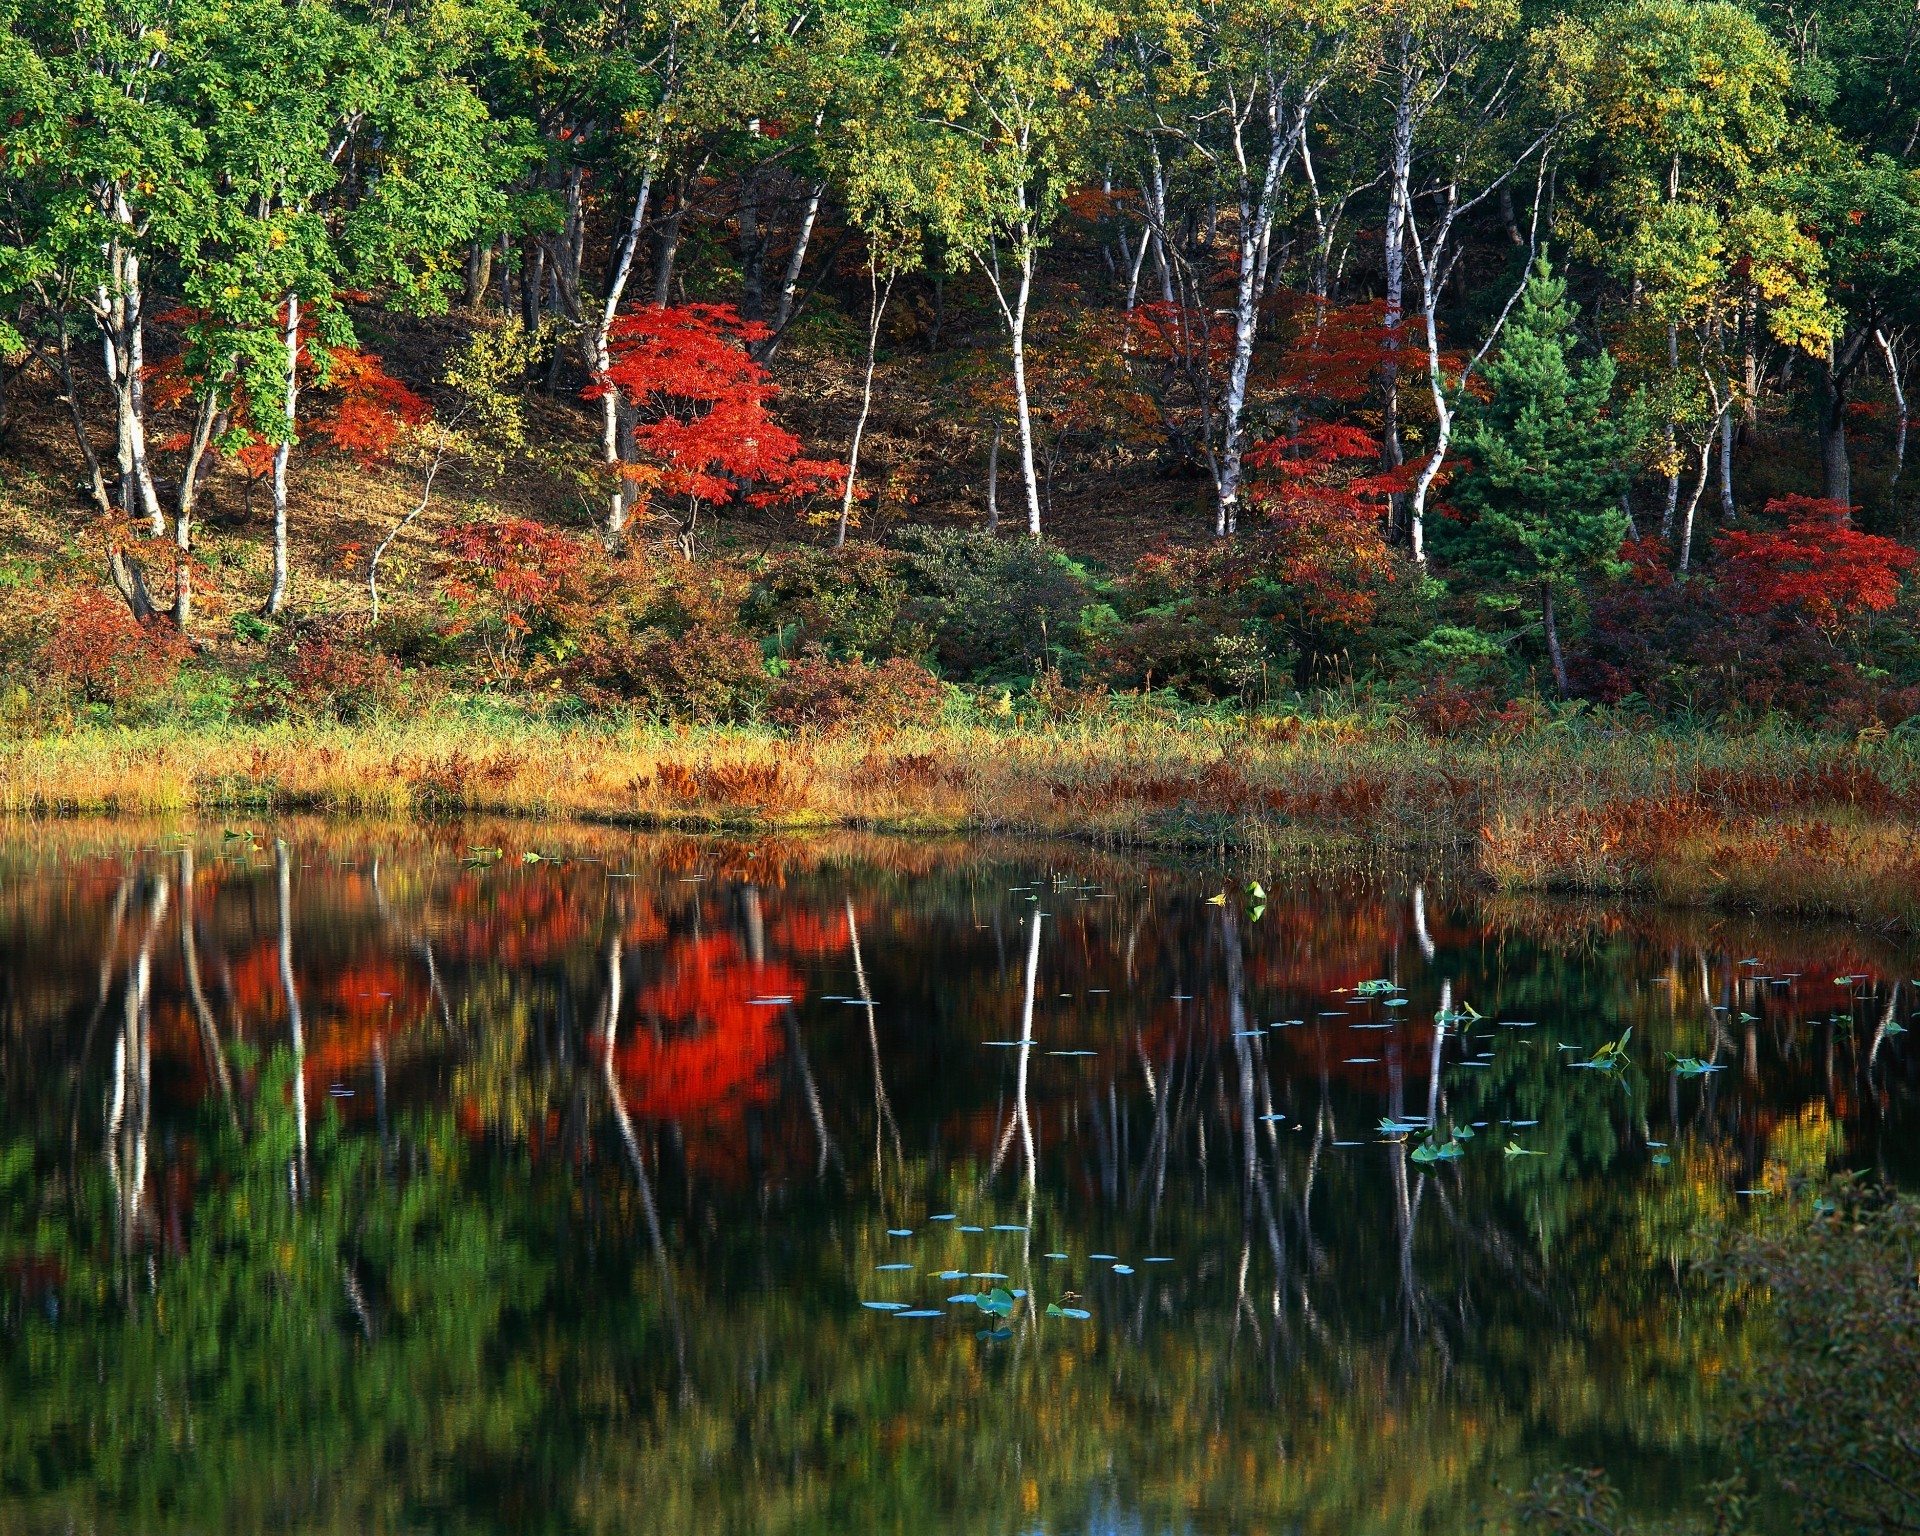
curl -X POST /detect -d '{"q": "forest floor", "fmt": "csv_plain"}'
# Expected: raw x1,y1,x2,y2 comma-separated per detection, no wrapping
7,712,1920,932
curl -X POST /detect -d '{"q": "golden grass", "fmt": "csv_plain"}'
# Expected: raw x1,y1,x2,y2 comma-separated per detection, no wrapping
6,713,1920,925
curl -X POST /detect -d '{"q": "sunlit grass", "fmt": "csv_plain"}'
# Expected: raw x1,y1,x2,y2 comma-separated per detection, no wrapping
7,711,1919,924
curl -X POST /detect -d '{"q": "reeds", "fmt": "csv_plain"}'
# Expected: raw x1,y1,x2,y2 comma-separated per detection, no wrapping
7,714,1919,924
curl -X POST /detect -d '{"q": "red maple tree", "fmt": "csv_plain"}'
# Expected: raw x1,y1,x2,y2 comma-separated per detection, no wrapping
1716,496,1916,633
589,304,842,519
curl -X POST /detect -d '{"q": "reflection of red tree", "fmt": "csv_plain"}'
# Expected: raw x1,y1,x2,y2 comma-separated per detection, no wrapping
304,957,430,1093
440,873,594,967
766,905,849,959
611,933,799,1141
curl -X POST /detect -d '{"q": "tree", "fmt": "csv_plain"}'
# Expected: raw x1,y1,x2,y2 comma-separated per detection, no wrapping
1431,256,1638,695
1555,0,1831,532
588,303,841,555
1120,0,1361,536
897,0,1114,538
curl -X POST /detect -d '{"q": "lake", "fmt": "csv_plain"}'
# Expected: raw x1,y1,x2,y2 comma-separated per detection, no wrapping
1,823,1913,1533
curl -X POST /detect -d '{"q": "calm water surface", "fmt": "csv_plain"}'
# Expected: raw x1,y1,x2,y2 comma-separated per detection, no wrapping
2,825,1915,1534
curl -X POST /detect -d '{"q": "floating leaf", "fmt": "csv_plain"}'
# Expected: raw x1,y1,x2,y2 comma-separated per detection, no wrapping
1504,1142,1541,1158
862,1302,908,1311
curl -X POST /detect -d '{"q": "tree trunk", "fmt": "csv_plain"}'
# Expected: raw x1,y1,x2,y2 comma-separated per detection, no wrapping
587,161,659,538
1678,422,1716,573
1660,321,1681,538
264,294,299,617
1879,328,1907,504
1380,47,1415,541
56,311,113,518
836,270,893,549
758,180,826,363
739,168,767,321
1541,582,1569,698
1817,357,1852,509
1718,404,1736,523
985,423,1001,532
652,185,686,306
1007,245,1042,538
464,241,493,310
173,385,222,629
98,238,164,533
1215,86,1305,539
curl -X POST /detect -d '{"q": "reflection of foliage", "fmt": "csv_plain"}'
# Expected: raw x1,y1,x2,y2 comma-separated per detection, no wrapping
0,1055,546,1532
1720,1179,1920,1535
0,833,1913,1533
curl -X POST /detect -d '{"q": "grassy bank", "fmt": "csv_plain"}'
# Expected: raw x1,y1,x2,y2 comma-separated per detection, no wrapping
8,710,1920,927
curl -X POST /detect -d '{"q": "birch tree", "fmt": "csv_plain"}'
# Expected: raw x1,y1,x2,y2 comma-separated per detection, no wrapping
1125,0,1362,535
899,0,1114,538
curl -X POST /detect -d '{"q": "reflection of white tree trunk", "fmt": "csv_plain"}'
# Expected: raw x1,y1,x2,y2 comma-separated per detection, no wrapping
600,928,688,1387
1871,981,1902,1070
848,897,903,1190
70,877,133,1186
1426,979,1450,1130
178,848,235,1118
276,841,307,1197
107,877,168,1257
1412,884,1434,961
989,913,1043,1193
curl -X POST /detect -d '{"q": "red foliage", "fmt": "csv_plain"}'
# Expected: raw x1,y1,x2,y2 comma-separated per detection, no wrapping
307,348,430,465
611,932,800,1123
1715,497,1915,633
438,519,587,641
1269,295,1429,412
590,304,842,510
38,590,189,704
1243,423,1399,626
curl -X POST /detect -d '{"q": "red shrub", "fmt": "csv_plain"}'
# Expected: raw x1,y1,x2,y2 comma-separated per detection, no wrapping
765,654,946,731
1716,496,1916,633
289,636,401,720
38,592,188,704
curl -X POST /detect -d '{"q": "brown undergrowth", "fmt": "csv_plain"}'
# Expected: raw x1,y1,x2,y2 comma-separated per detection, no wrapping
5,716,1920,925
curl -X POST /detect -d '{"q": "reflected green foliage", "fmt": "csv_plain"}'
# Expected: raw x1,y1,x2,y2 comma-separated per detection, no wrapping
0,829,1914,1532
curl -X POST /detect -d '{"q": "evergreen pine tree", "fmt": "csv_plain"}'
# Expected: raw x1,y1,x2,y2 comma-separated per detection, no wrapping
1432,255,1640,696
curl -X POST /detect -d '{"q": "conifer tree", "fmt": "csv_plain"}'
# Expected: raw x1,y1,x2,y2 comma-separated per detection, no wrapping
1432,255,1639,696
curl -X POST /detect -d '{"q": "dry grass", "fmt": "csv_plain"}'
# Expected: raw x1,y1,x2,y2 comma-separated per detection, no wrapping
7,714,1920,926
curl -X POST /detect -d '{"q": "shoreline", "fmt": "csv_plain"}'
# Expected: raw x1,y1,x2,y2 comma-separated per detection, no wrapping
6,716,1920,929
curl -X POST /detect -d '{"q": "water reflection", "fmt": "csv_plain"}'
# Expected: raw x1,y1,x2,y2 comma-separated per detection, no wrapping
1,824,1915,1534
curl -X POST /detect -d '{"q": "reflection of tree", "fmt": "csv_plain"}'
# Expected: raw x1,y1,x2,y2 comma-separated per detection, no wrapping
0,831,1911,1533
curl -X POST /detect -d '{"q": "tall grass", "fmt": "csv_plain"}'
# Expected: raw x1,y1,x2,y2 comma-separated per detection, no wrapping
7,713,1920,923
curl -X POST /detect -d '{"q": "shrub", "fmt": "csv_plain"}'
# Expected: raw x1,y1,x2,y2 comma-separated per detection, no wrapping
289,635,402,721
438,518,590,672
892,527,1090,682
576,623,770,721
1088,542,1297,700
37,591,188,705
741,545,929,662
765,652,946,730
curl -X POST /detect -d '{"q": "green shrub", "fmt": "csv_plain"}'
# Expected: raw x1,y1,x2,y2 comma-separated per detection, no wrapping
892,527,1090,683
742,545,930,662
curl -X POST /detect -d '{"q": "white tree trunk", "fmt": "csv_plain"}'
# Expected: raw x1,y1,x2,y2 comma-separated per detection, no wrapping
265,294,299,616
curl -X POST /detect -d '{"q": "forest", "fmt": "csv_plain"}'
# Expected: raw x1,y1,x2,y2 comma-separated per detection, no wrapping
3,0,1920,875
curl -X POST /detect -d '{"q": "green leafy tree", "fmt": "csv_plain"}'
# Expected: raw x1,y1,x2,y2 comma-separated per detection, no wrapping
1432,255,1639,696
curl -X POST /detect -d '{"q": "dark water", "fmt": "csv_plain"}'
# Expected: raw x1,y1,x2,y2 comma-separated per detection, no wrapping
2,824,1915,1534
